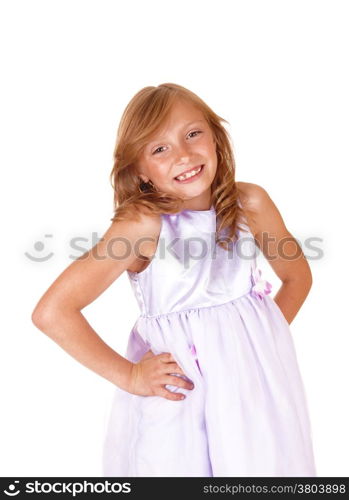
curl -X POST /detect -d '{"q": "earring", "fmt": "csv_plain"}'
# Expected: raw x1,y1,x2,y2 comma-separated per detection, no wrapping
139,178,156,191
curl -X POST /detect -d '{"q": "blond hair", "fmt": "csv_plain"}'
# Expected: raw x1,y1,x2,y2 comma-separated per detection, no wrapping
109,82,248,249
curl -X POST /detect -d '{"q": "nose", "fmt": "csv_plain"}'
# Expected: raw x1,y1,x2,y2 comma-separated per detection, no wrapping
174,141,191,164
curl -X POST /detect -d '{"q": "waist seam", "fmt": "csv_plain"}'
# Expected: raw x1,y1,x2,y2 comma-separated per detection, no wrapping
139,286,253,320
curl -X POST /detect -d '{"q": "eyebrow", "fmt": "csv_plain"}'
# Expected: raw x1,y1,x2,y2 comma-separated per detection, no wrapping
186,120,206,126
148,120,206,146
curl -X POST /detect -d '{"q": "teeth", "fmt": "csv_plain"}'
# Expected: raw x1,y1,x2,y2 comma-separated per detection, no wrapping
176,165,202,181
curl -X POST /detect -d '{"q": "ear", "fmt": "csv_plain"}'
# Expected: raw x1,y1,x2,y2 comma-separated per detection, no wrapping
134,163,149,184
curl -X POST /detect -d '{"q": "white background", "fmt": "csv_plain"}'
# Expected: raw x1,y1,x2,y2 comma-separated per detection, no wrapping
1,0,348,477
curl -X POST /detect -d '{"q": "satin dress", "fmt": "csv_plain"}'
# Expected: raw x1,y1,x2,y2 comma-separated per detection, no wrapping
102,203,317,477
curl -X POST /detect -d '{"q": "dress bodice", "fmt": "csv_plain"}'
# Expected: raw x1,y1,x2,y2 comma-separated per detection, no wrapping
127,205,257,318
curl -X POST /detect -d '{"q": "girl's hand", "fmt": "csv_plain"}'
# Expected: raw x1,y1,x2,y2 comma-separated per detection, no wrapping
128,350,194,401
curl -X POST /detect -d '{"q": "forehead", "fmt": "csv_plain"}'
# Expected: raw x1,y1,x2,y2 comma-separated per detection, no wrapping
147,101,207,143
164,99,205,122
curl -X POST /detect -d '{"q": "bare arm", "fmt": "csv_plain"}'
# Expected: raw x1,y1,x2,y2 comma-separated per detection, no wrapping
31,211,160,391
237,182,312,325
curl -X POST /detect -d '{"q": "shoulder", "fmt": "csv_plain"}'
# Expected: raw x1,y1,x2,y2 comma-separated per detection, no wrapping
137,211,162,255
236,181,271,210
236,181,276,236
111,207,162,259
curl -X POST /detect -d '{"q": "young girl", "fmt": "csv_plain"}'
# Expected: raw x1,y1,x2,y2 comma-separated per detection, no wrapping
32,82,317,477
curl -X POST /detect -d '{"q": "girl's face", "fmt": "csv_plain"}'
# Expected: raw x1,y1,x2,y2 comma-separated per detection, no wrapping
135,99,218,209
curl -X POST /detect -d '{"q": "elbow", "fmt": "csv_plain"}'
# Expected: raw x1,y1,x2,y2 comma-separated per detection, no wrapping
31,304,51,331
283,267,312,291
32,300,78,338
31,298,60,332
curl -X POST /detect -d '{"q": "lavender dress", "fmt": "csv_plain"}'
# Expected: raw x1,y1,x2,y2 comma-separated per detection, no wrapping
102,203,317,477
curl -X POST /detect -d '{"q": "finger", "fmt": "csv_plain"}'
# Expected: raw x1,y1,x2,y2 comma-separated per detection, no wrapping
158,387,185,401
167,375,194,389
160,352,174,362
142,349,155,360
163,362,186,375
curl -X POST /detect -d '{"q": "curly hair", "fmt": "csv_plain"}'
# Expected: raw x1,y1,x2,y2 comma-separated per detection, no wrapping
109,82,249,249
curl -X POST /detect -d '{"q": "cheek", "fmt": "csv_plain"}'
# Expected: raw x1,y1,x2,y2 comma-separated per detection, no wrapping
202,141,217,157
150,163,172,184
205,144,217,163
207,153,218,177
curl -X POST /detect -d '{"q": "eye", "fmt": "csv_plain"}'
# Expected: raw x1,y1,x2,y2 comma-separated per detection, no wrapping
188,130,202,138
152,145,166,155
151,130,203,155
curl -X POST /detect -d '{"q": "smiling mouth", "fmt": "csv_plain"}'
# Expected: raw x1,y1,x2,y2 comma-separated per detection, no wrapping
174,164,204,182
